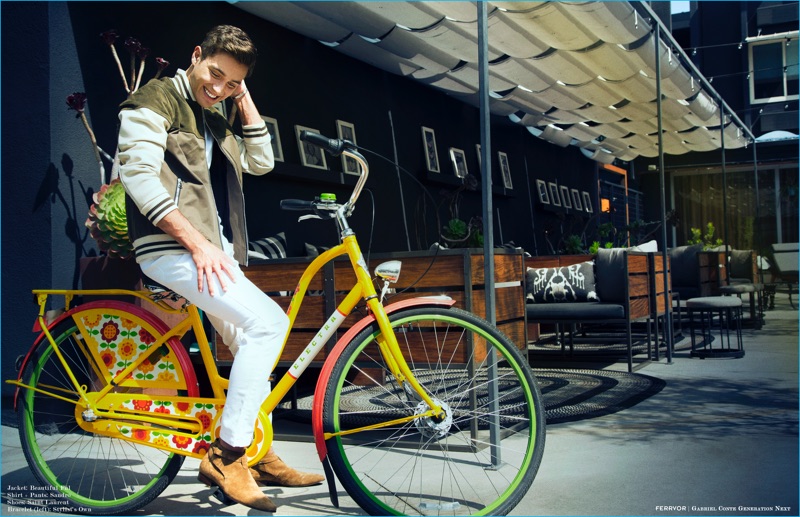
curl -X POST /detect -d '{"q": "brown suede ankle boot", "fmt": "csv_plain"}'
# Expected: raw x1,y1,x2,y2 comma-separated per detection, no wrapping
250,448,325,487
199,440,277,512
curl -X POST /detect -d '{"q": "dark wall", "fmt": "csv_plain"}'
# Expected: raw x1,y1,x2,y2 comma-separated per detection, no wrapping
2,2,54,395
62,1,599,255
1,1,601,398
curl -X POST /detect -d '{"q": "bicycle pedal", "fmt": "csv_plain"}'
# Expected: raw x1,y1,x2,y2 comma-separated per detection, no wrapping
211,487,235,506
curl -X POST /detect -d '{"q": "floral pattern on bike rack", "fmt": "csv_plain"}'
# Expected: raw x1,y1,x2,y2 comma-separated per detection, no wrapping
76,307,271,459
76,308,187,390
114,399,269,460
115,398,222,457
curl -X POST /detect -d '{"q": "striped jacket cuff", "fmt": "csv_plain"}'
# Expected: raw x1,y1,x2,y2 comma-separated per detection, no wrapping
143,196,178,226
242,121,269,140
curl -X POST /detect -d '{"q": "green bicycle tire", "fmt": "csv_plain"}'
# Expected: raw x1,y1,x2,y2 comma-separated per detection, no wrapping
17,312,193,515
322,306,545,516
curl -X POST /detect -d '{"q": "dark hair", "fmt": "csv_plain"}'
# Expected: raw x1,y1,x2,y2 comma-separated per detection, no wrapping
200,25,258,76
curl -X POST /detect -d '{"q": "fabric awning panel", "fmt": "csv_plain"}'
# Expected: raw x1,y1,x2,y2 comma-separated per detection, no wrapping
237,1,749,162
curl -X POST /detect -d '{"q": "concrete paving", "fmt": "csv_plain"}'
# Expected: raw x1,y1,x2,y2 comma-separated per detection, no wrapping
2,291,797,516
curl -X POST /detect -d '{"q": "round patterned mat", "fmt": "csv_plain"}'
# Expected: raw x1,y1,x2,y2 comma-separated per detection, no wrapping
277,368,665,426
533,368,665,424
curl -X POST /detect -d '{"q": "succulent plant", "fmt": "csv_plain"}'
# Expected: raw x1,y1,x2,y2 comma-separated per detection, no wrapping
85,179,133,259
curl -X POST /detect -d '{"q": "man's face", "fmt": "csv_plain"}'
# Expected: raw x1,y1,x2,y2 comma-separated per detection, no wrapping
186,46,248,109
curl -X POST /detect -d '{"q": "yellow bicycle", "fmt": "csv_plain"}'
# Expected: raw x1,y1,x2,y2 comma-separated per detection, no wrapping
9,132,545,515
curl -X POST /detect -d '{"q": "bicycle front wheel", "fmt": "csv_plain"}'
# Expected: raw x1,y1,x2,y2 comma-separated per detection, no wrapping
17,306,197,515
322,306,545,516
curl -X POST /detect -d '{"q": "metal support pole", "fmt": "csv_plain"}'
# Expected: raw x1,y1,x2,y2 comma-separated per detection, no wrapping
388,110,412,251
720,101,731,284
753,141,761,281
477,1,501,468
655,25,674,363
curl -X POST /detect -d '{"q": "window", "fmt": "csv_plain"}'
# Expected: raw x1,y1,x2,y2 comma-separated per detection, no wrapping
749,37,799,103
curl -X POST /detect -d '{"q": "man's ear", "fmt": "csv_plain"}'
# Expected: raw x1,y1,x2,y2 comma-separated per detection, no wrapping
191,46,202,65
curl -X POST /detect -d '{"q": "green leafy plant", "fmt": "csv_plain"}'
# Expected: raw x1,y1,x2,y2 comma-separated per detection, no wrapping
563,234,585,254
687,222,723,250
441,217,483,248
85,179,133,259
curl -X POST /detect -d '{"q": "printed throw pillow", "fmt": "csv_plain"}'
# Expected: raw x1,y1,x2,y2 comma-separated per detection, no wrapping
526,262,599,303
305,242,331,258
248,232,287,260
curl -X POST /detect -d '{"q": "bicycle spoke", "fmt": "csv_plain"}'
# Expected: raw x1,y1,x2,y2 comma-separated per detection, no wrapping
324,307,545,515
18,312,193,514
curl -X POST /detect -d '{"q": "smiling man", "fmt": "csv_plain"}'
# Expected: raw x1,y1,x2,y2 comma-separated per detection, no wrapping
117,25,323,512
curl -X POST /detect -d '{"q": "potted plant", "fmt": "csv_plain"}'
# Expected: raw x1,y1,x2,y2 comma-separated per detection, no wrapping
74,31,169,290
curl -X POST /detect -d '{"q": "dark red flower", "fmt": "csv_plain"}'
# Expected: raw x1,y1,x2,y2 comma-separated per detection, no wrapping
192,440,210,455
138,328,155,345
124,37,141,55
155,57,169,72
100,321,120,343
66,92,87,117
100,29,118,46
137,46,150,59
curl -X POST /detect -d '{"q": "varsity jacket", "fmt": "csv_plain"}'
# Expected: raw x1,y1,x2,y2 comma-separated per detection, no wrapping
117,69,274,265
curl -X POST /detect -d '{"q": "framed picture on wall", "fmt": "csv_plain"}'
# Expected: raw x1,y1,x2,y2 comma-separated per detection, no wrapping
536,180,550,205
571,188,583,211
421,126,440,173
548,182,561,207
295,125,328,170
261,116,283,162
336,120,359,175
498,151,513,190
582,191,594,213
560,185,572,209
449,147,468,178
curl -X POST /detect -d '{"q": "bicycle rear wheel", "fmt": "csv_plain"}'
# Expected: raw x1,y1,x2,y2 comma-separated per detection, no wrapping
322,306,545,516
17,305,197,515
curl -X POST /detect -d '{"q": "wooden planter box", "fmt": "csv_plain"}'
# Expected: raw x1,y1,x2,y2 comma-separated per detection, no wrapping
216,248,527,366
698,251,727,296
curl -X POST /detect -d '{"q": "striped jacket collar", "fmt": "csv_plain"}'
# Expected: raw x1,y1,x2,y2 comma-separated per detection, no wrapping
171,69,196,103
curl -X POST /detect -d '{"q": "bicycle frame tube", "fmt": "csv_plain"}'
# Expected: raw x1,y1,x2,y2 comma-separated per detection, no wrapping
264,234,444,419
262,239,356,413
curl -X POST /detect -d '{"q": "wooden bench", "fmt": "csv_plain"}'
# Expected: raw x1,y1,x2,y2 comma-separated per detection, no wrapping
524,249,654,372
215,248,527,366
668,246,726,301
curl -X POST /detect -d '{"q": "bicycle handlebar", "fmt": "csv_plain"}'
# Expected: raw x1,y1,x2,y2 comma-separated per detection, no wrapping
299,130,353,157
290,132,369,227
279,199,315,211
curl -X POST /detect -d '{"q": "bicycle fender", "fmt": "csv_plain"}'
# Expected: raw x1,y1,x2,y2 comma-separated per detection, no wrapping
311,296,455,461
12,300,194,409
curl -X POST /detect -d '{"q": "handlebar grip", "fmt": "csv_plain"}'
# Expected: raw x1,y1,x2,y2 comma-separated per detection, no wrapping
299,130,349,156
280,199,314,211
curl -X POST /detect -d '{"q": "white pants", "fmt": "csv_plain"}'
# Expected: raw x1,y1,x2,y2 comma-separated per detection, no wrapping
139,251,289,447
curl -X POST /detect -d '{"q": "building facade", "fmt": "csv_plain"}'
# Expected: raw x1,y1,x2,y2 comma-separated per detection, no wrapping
640,1,798,253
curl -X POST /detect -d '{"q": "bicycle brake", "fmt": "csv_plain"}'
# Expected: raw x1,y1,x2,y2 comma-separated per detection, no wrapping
403,382,422,403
